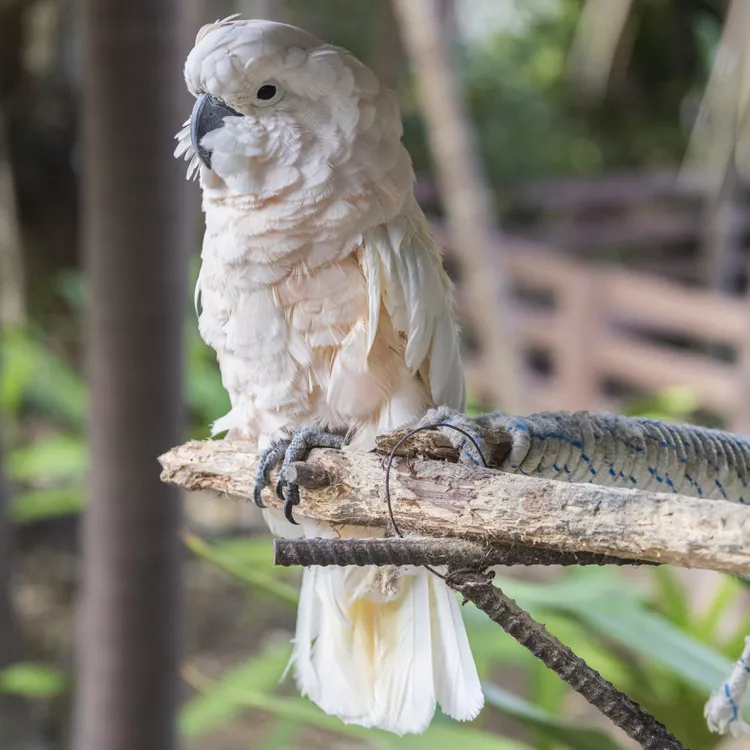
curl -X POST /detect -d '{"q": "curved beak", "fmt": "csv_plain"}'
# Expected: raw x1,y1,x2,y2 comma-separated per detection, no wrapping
190,93,242,170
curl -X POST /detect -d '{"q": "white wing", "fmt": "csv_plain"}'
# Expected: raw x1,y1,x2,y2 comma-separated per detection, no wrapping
361,200,466,412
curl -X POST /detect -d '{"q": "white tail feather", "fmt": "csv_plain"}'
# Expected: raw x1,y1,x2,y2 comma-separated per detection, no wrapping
289,525,483,735
428,574,484,721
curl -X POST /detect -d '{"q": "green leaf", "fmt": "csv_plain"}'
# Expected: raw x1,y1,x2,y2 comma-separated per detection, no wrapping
0,328,87,426
578,603,735,695
483,684,626,750
259,718,301,750
7,435,88,483
8,486,85,524
396,724,529,750
190,689,530,750
485,568,643,614
185,327,230,431
184,534,298,607
651,567,690,628
180,642,293,739
0,328,36,414
0,663,68,698
694,575,743,643
493,569,737,698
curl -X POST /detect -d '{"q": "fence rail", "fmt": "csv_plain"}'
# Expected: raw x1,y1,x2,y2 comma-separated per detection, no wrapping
434,223,750,431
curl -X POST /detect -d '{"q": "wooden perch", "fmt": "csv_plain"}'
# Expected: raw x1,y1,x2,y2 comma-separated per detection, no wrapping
159,439,750,577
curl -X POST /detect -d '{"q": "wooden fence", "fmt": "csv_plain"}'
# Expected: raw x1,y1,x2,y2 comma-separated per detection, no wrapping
435,227,750,432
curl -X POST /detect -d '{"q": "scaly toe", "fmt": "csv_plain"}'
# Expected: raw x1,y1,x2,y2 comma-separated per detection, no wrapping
253,440,290,509
274,426,346,524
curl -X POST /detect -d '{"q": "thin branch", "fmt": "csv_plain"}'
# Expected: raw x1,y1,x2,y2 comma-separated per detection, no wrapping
452,572,685,750
159,440,750,577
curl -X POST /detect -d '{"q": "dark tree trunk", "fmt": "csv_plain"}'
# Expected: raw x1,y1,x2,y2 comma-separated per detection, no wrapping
72,2,190,749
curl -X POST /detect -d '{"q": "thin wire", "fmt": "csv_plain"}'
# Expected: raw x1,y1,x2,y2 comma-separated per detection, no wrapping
383,421,489,580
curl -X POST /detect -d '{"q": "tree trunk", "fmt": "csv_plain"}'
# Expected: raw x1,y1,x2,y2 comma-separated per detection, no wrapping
72,2,189,749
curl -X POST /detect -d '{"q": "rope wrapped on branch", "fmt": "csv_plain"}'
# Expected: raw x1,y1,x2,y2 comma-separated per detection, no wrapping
405,406,750,505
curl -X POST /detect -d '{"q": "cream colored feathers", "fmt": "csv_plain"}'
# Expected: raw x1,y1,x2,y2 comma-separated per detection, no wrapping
177,17,483,734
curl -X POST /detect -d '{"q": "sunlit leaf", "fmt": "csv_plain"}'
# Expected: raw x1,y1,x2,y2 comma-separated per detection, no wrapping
494,570,737,695
8,486,85,524
259,718,301,750
579,603,736,695
651,567,690,628
694,574,743,643
184,534,298,607
7,435,88,483
180,642,292,738
0,663,68,698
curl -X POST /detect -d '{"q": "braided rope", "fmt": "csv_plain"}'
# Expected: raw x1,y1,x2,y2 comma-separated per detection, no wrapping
423,407,750,505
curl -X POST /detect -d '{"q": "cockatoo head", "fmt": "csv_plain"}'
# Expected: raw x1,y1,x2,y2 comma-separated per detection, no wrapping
175,17,411,209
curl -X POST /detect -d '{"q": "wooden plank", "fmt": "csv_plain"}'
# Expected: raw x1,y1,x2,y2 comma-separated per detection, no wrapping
556,269,601,410
506,245,577,291
598,269,746,344
597,334,738,415
511,170,711,210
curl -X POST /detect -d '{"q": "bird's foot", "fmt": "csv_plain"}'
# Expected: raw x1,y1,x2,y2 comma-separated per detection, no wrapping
253,440,291,509
253,427,346,524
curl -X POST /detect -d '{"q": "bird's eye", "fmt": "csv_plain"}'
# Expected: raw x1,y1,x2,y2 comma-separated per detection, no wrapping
253,82,282,106
256,84,277,100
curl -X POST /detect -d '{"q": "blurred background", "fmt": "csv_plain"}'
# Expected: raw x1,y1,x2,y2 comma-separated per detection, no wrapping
2,0,750,748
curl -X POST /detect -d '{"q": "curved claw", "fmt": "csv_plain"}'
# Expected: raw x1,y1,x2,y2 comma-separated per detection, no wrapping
284,499,300,525
253,439,290,511
253,483,267,509
275,479,287,503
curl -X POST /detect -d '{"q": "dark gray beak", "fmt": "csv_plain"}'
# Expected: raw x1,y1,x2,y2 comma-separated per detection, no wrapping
190,93,242,170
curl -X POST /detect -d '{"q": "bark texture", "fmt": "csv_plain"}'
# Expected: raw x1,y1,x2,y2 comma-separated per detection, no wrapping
159,440,750,577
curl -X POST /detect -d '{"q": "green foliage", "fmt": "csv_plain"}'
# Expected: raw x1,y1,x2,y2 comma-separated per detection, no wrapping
482,684,624,750
622,387,700,424
0,262,228,524
0,663,68,698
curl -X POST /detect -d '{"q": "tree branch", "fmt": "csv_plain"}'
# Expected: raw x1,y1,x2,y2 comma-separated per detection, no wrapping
159,440,750,577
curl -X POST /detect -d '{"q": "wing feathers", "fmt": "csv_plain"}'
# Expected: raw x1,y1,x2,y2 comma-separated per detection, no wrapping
363,204,466,411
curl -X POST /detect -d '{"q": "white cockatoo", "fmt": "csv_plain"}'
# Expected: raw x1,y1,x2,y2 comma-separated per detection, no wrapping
175,17,483,735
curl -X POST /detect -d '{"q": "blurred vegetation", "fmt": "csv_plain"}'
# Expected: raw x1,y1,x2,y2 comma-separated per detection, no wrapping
2,1,749,748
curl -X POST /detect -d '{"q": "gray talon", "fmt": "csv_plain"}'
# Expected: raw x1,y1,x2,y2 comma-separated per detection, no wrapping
253,440,290,508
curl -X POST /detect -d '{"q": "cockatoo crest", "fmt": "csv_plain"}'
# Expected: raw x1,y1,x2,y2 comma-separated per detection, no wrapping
175,18,410,214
